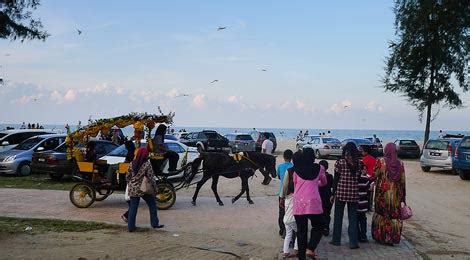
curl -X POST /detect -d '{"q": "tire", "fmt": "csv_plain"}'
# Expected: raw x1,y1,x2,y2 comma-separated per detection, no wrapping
421,166,431,172
459,170,470,180
451,169,459,176
69,183,96,208
315,150,322,159
155,182,176,210
17,162,32,176
48,172,64,180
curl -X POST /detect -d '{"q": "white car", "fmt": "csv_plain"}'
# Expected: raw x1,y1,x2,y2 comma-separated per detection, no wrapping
296,135,321,150
299,136,342,159
100,139,199,179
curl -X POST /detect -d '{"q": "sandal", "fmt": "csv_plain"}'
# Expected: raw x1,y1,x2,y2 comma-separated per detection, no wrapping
306,249,316,258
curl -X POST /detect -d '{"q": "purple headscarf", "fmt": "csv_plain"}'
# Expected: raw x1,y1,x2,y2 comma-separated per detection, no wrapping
384,143,402,182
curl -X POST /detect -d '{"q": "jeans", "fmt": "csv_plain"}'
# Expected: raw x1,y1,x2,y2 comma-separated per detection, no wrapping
128,194,160,232
294,214,324,260
283,222,298,254
357,212,367,241
278,197,285,235
332,200,358,247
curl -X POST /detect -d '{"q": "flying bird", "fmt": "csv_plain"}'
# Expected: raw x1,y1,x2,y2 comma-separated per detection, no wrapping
217,27,227,31
76,29,82,35
261,69,267,72
344,105,350,108
210,80,219,84
4,54,11,56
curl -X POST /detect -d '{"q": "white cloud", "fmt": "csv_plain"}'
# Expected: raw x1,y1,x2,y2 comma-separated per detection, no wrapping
166,89,180,98
227,95,240,103
365,100,384,112
329,100,353,113
342,100,352,108
64,89,76,101
192,94,206,108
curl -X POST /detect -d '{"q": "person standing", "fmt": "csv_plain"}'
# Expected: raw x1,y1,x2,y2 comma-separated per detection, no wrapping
261,132,274,155
126,147,164,232
362,145,377,211
281,165,298,258
331,142,361,249
277,149,294,238
20,122,26,129
357,169,371,242
318,160,334,236
371,143,406,245
293,148,327,259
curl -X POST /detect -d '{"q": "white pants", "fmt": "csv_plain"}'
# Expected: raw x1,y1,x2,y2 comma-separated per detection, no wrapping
283,221,298,254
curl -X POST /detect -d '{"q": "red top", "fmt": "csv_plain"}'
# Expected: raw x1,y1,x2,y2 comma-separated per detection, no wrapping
362,154,376,178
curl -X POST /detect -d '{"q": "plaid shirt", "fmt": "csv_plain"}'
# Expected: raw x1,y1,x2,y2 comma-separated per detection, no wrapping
333,159,359,202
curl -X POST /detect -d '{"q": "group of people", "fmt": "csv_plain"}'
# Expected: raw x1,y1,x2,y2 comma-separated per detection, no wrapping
295,130,333,141
20,122,44,129
277,142,407,259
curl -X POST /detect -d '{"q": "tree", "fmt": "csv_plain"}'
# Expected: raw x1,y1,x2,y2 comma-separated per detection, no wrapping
0,0,48,41
383,0,469,144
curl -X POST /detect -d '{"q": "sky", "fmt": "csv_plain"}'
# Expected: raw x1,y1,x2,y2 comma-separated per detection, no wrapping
0,1,468,131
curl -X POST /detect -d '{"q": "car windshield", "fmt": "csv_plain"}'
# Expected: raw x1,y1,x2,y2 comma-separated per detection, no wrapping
107,142,146,157
459,139,470,149
323,138,340,144
263,132,275,138
400,140,418,146
0,133,7,139
236,135,253,141
425,140,448,150
204,132,220,139
354,139,373,145
14,137,44,150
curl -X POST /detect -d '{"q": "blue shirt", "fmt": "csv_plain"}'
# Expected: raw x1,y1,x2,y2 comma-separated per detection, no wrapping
277,162,293,196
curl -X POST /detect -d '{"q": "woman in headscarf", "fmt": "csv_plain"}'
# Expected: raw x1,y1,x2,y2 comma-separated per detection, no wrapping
291,148,327,260
331,142,362,249
371,143,406,245
153,124,179,173
126,147,164,232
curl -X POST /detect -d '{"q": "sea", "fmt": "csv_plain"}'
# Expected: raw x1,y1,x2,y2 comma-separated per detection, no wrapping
1,123,469,142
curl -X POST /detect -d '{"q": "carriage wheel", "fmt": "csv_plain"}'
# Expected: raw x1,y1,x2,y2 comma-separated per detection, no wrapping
94,188,111,201
69,183,96,208
155,182,176,210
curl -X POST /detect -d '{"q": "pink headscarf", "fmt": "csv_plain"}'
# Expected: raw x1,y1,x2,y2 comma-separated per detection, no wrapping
132,147,149,173
384,143,402,182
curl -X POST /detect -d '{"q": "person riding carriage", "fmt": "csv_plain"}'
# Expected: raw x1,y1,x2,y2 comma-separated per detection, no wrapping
148,124,180,175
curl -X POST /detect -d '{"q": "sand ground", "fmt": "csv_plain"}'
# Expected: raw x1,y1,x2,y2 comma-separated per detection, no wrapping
0,139,469,259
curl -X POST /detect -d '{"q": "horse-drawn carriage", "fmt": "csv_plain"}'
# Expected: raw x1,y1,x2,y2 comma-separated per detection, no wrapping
67,112,195,210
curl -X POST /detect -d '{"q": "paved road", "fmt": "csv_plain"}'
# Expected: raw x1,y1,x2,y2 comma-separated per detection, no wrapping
0,188,421,259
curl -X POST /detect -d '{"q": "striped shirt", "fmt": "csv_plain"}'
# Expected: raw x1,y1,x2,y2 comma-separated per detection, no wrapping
357,174,370,212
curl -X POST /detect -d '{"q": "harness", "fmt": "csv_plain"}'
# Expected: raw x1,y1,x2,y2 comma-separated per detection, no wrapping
232,153,263,178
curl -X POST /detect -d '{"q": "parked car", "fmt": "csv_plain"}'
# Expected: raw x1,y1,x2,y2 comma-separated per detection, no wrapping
0,134,66,175
175,132,189,140
164,134,178,141
179,130,230,153
225,133,256,153
100,139,199,179
31,140,119,179
341,138,377,155
296,135,321,151
420,137,462,172
365,137,384,155
453,136,470,180
302,137,342,159
0,129,55,153
249,131,277,153
395,139,421,159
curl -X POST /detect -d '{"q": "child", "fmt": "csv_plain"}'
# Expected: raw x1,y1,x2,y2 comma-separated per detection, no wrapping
318,160,334,236
277,149,294,237
357,168,371,242
282,168,298,258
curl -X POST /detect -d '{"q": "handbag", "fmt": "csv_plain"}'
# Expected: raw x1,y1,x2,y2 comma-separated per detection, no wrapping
400,202,412,220
139,176,154,195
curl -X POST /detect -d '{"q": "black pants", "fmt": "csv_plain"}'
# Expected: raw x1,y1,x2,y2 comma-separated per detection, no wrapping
164,150,179,171
357,212,367,240
323,206,332,231
278,197,285,235
294,214,324,260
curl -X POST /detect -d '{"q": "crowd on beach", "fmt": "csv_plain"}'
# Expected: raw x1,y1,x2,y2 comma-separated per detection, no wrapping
275,142,407,259
19,122,45,129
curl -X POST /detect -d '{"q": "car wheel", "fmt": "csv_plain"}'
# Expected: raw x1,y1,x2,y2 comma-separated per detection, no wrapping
315,150,322,159
451,169,459,175
421,166,431,172
17,162,32,176
49,172,64,180
459,170,470,180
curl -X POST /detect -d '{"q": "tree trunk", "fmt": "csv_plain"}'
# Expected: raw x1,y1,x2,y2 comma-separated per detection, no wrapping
424,102,432,144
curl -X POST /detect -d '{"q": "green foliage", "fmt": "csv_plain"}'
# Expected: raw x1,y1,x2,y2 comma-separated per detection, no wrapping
383,0,469,141
0,0,49,41
0,174,75,190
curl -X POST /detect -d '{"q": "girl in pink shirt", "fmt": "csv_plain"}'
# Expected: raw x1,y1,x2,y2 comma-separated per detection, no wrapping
293,148,327,260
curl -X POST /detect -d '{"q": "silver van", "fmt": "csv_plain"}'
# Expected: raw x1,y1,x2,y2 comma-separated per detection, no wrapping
420,137,462,172
0,129,55,153
225,133,256,153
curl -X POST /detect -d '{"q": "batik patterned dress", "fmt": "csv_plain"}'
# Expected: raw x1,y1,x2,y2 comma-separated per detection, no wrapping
371,158,406,244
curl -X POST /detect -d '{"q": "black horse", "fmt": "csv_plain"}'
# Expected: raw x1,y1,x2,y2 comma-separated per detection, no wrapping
190,151,276,206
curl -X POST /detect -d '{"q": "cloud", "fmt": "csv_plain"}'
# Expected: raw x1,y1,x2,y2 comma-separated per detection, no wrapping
227,95,239,103
64,89,77,101
192,94,206,108
365,100,384,112
166,89,180,98
329,100,353,113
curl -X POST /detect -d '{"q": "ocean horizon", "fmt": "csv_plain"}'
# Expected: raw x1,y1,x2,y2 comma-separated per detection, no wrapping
1,123,469,142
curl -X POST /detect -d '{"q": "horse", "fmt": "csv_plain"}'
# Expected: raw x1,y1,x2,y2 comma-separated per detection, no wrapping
190,151,276,206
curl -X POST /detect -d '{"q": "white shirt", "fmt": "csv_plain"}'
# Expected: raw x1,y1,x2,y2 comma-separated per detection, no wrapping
261,139,274,154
